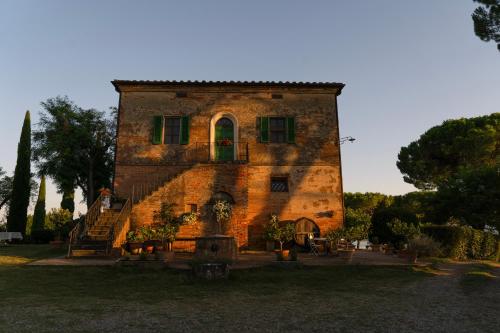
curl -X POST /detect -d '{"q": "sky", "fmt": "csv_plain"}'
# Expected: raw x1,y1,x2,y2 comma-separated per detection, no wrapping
0,0,499,215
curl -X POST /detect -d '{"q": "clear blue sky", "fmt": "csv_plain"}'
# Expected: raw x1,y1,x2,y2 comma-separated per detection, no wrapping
1,0,499,215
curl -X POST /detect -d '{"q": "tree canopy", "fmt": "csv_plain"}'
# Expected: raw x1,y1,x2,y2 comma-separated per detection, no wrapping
397,113,499,190
472,0,500,51
33,97,116,209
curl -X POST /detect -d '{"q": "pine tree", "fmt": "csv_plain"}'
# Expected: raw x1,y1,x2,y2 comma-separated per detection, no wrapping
7,111,32,235
31,175,46,234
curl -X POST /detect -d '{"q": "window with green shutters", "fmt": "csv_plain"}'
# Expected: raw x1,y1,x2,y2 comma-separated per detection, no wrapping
152,116,164,145
259,116,295,143
180,116,190,145
152,115,190,145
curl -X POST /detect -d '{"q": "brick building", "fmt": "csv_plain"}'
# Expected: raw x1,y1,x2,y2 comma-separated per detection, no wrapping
112,80,345,250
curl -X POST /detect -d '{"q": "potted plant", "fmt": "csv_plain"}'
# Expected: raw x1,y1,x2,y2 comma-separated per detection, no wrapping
212,200,232,235
180,212,199,226
126,230,144,255
139,225,156,254
155,223,179,261
263,214,296,261
326,227,345,255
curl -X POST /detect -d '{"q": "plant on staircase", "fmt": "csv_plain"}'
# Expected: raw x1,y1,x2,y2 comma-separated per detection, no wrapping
180,212,199,225
212,200,232,234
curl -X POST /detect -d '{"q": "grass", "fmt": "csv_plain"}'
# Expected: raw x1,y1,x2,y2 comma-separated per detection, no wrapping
1,245,499,333
0,244,66,265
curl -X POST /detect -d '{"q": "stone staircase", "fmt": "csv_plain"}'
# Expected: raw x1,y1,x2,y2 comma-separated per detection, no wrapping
69,209,121,257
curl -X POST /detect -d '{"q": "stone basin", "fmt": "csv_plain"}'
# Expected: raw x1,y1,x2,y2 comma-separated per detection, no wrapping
194,235,237,262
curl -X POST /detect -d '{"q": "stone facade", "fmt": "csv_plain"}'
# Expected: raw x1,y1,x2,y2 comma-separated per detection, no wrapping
112,80,345,250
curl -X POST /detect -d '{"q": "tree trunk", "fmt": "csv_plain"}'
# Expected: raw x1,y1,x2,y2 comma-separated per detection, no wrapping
0,195,10,211
87,160,94,208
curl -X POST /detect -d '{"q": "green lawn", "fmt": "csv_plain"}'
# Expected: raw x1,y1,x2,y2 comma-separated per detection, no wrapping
0,245,498,333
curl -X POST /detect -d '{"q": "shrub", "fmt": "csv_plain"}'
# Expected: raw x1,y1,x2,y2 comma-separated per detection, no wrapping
408,235,441,257
263,214,295,251
30,229,54,243
421,225,499,260
370,206,418,245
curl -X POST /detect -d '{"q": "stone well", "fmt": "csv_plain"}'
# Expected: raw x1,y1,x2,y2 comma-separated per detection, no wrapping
194,235,238,262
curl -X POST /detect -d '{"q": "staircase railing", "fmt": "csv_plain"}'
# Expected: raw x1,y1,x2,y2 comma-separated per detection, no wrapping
106,197,132,255
67,193,104,257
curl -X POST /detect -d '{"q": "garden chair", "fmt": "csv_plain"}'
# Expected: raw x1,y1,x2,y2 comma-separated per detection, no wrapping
308,234,320,256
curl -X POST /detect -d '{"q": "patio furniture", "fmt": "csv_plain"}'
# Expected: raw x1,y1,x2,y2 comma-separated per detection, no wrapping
313,237,330,255
0,232,23,243
308,234,321,256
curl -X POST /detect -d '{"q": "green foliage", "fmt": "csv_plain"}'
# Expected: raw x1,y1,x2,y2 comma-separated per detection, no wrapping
60,188,75,213
46,208,73,240
408,235,441,257
155,223,179,244
31,175,46,234
32,96,116,209
421,225,498,260
397,113,499,190
325,227,345,244
180,212,199,225
388,218,420,241
344,208,371,242
262,214,295,251
7,111,31,235
435,166,500,230
151,201,181,243
472,0,500,51
344,192,391,214
370,206,418,245
0,167,13,211
212,200,232,223
126,230,143,242
153,202,177,226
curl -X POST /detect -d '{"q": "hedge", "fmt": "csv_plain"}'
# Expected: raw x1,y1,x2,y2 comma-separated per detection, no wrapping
421,225,499,260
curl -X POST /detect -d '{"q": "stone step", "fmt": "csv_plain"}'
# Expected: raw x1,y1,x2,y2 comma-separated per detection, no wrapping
71,249,107,257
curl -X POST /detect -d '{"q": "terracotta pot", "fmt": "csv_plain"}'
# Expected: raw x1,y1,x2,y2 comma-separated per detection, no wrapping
145,245,154,254
275,250,289,261
128,242,143,255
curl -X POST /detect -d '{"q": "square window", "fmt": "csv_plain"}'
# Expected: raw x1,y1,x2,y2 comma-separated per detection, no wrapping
271,177,288,192
164,117,181,144
270,117,286,143
189,204,198,213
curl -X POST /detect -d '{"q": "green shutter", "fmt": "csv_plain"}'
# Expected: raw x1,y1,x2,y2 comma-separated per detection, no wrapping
152,116,163,145
180,116,190,145
287,117,295,143
260,117,269,143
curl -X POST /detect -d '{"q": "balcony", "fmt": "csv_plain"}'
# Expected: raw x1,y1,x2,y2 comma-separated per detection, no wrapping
186,142,249,163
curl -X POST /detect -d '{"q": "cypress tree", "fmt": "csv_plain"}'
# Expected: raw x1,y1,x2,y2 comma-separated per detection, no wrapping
31,175,46,234
7,111,32,235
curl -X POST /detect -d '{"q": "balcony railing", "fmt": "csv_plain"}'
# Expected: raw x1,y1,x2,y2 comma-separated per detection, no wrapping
187,142,249,163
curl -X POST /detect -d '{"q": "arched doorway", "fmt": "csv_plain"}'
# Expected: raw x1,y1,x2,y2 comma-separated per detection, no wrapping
209,112,239,161
215,117,234,161
294,217,320,247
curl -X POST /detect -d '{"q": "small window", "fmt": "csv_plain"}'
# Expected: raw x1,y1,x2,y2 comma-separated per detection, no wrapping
164,117,181,144
189,204,198,213
176,91,187,98
270,117,286,143
271,93,283,99
271,177,289,192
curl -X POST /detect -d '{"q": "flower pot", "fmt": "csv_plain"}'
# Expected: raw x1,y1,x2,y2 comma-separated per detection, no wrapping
275,250,289,261
128,242,143,255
